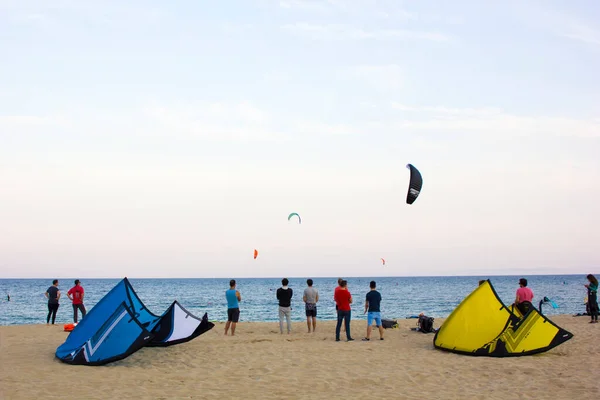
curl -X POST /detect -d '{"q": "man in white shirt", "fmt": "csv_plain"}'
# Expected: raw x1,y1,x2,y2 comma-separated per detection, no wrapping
303,279,319,333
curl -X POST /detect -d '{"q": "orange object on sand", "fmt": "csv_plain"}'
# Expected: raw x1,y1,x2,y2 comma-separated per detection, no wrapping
63,323,75,332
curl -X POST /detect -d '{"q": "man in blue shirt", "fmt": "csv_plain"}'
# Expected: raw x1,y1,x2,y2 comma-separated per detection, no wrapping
225,279,241,336
362,281,384,341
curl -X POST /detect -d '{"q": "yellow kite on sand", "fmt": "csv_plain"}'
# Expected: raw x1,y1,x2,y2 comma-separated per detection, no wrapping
433,279,573,357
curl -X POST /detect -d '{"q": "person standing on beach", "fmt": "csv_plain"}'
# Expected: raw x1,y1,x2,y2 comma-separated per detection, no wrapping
334,280,354,342
225,279,241,336
45,279,61,325
303,279,319,333
514,278,534,315
277,278,293,334
362,281,384,341
67,279,86,323
584,274,598,323
334,278,345,332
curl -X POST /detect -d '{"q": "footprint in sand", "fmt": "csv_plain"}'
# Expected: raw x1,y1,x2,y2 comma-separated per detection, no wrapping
251,338,272,343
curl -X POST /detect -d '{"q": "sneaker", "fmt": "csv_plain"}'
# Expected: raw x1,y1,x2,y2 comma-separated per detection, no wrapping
362,338,370,341
347,338,354,341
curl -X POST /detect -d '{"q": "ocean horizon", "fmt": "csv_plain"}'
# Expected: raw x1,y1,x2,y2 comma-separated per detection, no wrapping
0,274,591,326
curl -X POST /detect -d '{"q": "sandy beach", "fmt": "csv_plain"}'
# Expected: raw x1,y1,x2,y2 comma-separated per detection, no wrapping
0,315,597,400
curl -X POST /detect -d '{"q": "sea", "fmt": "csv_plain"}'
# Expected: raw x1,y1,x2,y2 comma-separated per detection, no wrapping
0,275,590,326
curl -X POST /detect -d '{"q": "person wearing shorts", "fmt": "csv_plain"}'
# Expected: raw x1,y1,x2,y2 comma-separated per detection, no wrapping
225,280,241,336
363,280,384,341
303,279,319,333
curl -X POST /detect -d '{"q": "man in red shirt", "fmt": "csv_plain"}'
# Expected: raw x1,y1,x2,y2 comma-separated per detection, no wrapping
334,280,354,342
67,279,87,323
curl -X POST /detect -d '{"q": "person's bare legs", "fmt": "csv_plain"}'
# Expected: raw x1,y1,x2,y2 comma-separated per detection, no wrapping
378,325,384,339
366,324,373,339
312,316,316,332
306,317,311,333
224,321,231,335
231,322,237,336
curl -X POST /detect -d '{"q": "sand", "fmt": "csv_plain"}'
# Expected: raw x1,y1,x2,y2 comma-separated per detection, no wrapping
0,315,598,400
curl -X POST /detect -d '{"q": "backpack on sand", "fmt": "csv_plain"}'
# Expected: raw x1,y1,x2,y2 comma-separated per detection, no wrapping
381,318,398,329
417,315,435,333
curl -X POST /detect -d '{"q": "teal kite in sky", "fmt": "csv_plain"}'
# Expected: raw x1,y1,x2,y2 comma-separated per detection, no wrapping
288,213,301,224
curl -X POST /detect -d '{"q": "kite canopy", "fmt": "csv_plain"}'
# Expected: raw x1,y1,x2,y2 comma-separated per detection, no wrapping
254,249,258,259
405,164,423,205
287,212,301,224
55,278,214,366
433,280,573,357
381,258,385,265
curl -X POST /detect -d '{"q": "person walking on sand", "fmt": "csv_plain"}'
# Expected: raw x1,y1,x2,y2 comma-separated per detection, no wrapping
513,278,534,315
67,279,86,323
362,281,384,341
277,278,293,334
303,279,319,333
584,274,598,324
334,280,354,342
45,279,61,325
225,279,241,336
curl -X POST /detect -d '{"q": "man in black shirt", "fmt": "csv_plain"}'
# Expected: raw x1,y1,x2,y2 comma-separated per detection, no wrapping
45,279,61,325
276,278,293,334
363,280,384,341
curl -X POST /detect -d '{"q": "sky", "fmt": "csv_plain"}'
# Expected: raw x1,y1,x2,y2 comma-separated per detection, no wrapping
1,0,599,279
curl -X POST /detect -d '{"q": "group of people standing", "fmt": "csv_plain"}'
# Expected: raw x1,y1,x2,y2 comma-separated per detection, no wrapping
44,279,87,325
41,274,598,329
224,277,386,342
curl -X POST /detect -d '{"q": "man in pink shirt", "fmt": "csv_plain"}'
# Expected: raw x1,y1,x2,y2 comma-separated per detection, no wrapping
514,278,534,315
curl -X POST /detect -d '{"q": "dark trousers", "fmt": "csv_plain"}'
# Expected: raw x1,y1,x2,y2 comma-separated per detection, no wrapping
73,303,86,323
336,310,351,340
47,303,59,324
589,293,599,321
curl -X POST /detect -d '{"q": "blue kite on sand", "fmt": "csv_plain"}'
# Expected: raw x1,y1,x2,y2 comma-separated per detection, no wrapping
55,278,214,366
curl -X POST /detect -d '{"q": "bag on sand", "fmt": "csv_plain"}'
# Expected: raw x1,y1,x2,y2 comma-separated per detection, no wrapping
417,315,435,333
381,318,398,329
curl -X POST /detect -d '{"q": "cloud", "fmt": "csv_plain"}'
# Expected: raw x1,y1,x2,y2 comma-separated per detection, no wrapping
390,103,600,138
276,0,418,21
0,100,364,145
1,0,164,27
514,3,600,47
281,23,451,41
560,22,600,46
341,64,404,91
278,0,330,12
274,0,463,24
0,114,71,130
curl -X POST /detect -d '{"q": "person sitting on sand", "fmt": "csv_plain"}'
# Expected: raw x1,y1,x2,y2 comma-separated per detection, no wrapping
362,280,384,341
303,279,319,333
225,279,241,336
514,278,534,315
584,274,598,324
277,278,293,334
67,279,86,323
45,279,61,325
334,280,354,342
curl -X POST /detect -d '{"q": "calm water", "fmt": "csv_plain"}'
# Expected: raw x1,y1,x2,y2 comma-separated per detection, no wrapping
0,275,590,326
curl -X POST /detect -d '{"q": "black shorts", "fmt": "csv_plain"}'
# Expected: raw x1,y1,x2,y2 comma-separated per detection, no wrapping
227,307,240,323
305,303,317,317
